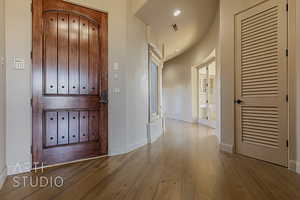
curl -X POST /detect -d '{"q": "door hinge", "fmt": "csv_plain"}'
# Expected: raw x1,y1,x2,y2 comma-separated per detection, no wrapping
30,98,33,107
286,3,288,12
286,140,289,148
286,95,289,102
30,51,33,60
286,49,289,57
31,3,33,12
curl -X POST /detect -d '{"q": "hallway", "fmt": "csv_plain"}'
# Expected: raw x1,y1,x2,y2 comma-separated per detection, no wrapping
1,119,300,200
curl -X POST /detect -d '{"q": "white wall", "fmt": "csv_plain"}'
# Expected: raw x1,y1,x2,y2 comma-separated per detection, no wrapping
163,14,220,123
5,0,149,174
0,0,7,188
5,0,32,175
132,0,147,14
126,0,149,152
147,26,163,55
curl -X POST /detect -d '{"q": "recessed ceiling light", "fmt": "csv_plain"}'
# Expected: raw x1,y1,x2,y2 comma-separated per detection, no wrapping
175,49,179,52
173,9,181,17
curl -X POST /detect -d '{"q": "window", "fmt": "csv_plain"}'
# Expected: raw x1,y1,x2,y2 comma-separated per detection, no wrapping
150,60,158,116
148,45,162,122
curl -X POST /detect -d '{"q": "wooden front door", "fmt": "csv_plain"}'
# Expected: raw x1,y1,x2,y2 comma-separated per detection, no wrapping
235,0,288,166
32,0,108,166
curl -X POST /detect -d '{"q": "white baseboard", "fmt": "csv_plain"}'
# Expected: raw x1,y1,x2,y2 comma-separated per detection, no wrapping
0,167,7,190
109,139,148,157
7,164,31,176
198,119,217,129
109,140,148,157
289,160,300,174
220,143,234,154
165,117,194,124
150,132,162,143
147,119,163,144
127,140,148,153
109,151,124,157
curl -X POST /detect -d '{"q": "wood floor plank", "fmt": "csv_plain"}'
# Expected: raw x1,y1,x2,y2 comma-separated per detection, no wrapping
1,119,300,200
122,144,164,200
52,154,133,200
23,159,106,200
0,161,88,200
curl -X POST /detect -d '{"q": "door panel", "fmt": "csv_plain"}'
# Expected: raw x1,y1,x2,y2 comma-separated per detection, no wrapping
89,111,99,141
235,0,288,166
89,22,99,95
69,111,79,144
45,112,58,147
79,17,89,95
44,12,58,94
57,13,69,94
69,14,80,95
79,111,89,142
57,111,69,145
32,0,108,166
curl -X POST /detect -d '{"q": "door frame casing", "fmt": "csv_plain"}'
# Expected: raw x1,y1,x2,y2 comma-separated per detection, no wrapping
196,57,217,128
286,0,296,170
31,0,108,166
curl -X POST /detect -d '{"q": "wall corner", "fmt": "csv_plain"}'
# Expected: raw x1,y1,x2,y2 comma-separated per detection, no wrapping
220,143,234,154
0,166,7,189
289,160,300,174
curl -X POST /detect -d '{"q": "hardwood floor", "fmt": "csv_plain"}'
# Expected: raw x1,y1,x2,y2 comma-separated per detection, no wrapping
1,119,300,200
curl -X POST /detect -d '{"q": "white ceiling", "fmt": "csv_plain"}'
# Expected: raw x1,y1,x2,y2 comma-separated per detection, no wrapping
136,0,219,60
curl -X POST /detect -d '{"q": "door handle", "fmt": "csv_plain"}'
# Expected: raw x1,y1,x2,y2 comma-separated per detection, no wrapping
235,99,243,104
100,90,108,104
99,99,108,104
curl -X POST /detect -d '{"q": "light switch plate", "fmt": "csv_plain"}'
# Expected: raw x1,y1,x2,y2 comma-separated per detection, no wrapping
0,57,4,66
113,88,120,93
14,56,25,70
113,62,119,71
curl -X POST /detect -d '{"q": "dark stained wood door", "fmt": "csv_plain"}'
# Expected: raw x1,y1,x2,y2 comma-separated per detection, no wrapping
32,0,108,166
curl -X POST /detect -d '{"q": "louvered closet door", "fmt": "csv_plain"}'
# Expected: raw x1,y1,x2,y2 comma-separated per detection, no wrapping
235,0,288,166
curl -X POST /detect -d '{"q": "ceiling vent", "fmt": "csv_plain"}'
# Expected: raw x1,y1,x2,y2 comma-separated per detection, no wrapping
172,24,179,32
